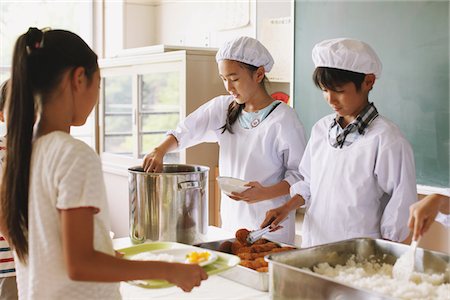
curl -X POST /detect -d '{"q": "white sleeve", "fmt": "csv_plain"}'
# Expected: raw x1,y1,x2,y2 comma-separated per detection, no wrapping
290,140,312,206
168,97,226,150
56,142,105,212
376,139,417,242
280,112,307,186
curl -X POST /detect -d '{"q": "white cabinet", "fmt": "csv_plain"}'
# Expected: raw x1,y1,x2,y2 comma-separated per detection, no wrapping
99,46,226,237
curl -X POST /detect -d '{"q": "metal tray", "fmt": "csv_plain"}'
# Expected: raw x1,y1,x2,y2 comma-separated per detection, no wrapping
195,238,296,291
266,238,449,300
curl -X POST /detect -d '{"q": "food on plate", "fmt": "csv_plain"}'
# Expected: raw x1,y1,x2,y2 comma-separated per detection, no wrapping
185,251,211,264
235,228,251,244
131,252,176,262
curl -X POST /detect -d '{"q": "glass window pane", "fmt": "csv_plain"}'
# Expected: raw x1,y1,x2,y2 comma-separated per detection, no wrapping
140,134,179,163
140,113,179,132
104,76,132,155
105,115,132,134
141,72,180,112
105,135,133,155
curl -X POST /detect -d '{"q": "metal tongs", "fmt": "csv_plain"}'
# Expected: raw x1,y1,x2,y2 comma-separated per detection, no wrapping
246,226,271,244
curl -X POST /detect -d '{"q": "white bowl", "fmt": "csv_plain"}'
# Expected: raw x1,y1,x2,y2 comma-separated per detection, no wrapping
216,176,249,195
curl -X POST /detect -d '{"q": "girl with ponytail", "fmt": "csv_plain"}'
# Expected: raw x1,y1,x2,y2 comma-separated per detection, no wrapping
143,36,307,244
1,27,206,299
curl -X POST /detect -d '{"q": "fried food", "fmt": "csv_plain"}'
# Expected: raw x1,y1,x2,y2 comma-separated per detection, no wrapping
253,238,269,245
218,240,232,253
232,228,296,273
231,240,244,255
235,228,251,244
250,242,278,253
256,267,268,272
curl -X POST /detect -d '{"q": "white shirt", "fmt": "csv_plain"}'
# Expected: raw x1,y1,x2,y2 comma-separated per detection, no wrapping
169,95,307,244
291,114,417,248
15,132,121,300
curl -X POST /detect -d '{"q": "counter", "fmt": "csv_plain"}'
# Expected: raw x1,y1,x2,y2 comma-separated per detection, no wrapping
113,226,269,300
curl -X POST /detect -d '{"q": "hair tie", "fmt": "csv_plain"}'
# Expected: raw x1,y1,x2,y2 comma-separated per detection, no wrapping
25,27,44,54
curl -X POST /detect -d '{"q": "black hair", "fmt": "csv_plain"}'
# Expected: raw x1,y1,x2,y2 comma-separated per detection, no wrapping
313,67,365,91
1,27,98,262
220,62,269,134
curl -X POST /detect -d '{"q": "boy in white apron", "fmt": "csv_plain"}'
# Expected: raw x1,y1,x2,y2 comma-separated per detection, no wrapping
262,38,417,247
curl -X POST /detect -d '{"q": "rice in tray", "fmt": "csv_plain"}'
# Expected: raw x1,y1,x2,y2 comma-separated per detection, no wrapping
306,255,449,299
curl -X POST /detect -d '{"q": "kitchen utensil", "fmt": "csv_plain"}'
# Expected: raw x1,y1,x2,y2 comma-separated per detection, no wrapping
392,238,420,281
128,164,209,245
246,226,271,244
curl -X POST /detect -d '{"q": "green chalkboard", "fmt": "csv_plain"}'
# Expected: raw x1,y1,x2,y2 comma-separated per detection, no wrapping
293,1,449,188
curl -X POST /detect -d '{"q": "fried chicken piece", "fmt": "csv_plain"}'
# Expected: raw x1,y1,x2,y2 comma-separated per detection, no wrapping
256,267,268,273
237,252,253,260
218,240,232,253
235,228,251,245
270,246,295,253
249,251,271,259
253,238,269,245
252,257,268,269
239,260,255,269
231,240,244,255
237,246,253,254
250,242,279,253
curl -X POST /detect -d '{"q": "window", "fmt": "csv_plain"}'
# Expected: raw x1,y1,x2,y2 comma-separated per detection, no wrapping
0,1,95,145
100,56,184,172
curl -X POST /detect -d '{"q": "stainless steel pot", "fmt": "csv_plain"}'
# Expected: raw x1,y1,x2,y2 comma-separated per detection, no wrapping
128,164,209,245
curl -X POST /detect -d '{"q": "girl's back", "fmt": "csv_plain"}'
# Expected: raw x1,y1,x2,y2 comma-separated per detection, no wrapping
20,131,120,299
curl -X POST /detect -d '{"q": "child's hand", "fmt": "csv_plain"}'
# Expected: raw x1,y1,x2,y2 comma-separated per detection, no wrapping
408,194,444,241
142,148,164,173
166,263,208,292
260,205,289,232
229,181,268,203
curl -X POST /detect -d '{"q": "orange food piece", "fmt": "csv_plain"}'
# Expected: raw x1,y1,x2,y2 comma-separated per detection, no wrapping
235,228,251,244
231,240,244,255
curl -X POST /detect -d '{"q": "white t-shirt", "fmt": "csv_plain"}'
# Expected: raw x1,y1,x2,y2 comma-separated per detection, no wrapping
169,95,307,244
14,132,120,300
291,114,417,248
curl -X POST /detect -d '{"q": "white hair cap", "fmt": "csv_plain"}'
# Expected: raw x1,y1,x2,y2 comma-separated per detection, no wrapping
216,36,274,72
312,38,382,78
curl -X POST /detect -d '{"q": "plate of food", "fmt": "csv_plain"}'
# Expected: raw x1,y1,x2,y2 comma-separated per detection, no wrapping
119,242,240,289
131,248,218,267
216,176,249,195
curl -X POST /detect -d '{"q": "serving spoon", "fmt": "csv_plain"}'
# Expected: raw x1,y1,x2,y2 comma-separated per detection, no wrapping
392,238,420,281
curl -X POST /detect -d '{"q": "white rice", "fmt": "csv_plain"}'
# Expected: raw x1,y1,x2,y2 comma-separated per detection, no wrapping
131,252,176,262
305,255,449,299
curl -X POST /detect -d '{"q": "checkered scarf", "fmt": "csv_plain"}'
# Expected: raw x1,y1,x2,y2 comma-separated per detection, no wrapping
328,102,379,148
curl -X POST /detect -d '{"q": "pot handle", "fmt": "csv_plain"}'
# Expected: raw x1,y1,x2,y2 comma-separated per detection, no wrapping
178,181,200,190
